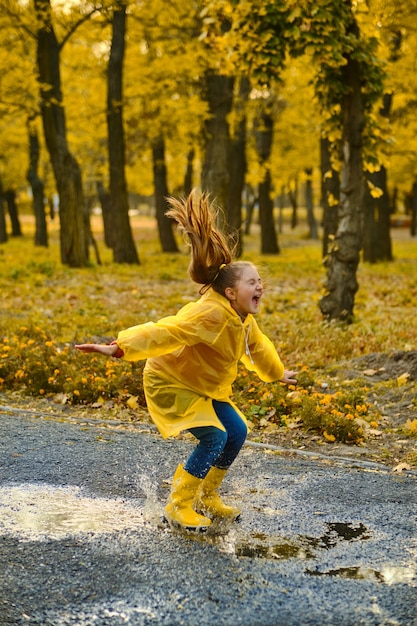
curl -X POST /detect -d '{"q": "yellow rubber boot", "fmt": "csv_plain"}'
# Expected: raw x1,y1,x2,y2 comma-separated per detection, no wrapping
194,467,241,520
165,465,212,532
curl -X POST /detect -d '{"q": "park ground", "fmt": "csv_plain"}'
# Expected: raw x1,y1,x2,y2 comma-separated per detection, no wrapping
0,212,416,472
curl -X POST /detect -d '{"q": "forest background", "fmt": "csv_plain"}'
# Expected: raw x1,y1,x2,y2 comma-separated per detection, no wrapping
0,0,416,469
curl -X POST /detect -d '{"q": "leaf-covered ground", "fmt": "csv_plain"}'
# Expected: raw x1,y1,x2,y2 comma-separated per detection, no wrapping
1,213,416,470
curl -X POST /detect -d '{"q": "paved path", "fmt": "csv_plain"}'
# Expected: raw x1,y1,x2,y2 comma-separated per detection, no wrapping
0,410,416,626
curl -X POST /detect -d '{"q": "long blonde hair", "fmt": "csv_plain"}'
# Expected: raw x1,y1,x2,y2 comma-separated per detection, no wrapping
166,189,253,295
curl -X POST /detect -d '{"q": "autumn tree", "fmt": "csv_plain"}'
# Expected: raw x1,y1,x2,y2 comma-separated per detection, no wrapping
227,76,250,255
268,57,320,238
304,1,385,321
27,115,48,246
121,0,208,252
201,72,235,227
376,0,417,237
222,0,385,321
106,0,139,263
201,0,292,253
0,1,48,245
199,5,236,228
253,93,280,253
34,0,92,267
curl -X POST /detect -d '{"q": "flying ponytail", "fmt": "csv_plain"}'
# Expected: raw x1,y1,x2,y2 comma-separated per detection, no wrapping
166,189,237,292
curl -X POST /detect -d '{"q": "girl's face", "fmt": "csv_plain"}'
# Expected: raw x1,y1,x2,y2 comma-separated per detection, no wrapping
226,265,263,318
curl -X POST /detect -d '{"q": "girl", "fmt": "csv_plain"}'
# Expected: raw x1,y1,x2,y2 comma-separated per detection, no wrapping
76,189,297,533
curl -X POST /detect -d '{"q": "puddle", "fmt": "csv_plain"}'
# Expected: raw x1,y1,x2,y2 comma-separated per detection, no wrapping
232,523,416,586
235,531,316,560
1,485,415,589
306,565,417,586
0,483,150,541
234,522,371,561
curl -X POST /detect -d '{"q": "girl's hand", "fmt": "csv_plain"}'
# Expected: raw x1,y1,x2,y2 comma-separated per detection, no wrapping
75,343,118,357
280,370,298,385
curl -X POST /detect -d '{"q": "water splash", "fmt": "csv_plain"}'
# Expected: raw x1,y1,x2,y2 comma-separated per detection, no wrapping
136,473,164,525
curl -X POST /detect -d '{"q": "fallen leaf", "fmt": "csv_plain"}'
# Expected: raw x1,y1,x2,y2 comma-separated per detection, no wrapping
363,368,378,376
392,462,411,473
368,429,383,437
53,393,69,405
263,424,279,434
397,372,410,386
91,396,105,408
323,431,336,442
286,391,303,405
126,395,139,410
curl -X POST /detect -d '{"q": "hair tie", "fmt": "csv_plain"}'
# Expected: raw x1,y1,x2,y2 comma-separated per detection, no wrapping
209,262,228,289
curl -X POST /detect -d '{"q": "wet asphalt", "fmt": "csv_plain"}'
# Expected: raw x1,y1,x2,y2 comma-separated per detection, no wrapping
0,409,416,626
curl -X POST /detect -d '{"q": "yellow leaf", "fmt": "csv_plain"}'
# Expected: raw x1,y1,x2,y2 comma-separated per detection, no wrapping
397,372,410,386
370,187,384,199
286,391,302,405
327,193,339,207
323,431,336,442
404,418,417,435
126,395,139,410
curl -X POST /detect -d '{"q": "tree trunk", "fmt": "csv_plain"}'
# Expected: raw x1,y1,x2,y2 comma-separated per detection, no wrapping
319,42,364,323
96,181,113,249
107,2,139,264
5,190,22,237
259,171,279,254
227,76,250,257
243,185,257,236
201,72,234,225
278,186,285,234
0,179,7,244
255,102,279,254
320,137,340,258
305,168,318,239
288,180,298,229
362,93,393,262
152,136,179,253
34,0,89,267
27,118,48,247
183,148,195,196
411,181,417,237
363,167,393,262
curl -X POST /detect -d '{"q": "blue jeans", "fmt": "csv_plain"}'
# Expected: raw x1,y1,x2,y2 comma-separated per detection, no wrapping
184,400,247,479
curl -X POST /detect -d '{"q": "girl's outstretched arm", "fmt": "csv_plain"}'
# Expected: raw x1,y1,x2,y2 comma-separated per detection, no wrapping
75,343,119,357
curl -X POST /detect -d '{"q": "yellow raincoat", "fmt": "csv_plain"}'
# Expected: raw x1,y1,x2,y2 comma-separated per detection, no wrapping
116,290,284,439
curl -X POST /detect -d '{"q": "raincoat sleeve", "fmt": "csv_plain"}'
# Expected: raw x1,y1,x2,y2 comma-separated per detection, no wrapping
240,318,285,382
115,301,225,362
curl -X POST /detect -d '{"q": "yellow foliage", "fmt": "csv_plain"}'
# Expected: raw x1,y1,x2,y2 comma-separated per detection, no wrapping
403,419,417,437
397,372,410,386
126,396,140,410
0,216,416,444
